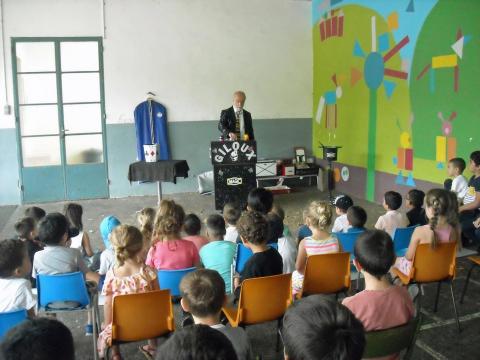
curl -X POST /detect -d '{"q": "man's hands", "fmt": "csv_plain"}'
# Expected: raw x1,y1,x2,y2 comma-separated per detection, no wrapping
228,132,238,141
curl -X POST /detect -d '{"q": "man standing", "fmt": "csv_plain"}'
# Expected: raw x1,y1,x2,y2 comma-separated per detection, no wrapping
218,91,255,141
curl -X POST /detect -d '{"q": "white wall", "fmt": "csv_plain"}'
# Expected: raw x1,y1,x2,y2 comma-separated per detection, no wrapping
0,0,312,128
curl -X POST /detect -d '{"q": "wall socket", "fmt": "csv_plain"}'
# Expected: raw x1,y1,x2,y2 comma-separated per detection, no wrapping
3,105,11,115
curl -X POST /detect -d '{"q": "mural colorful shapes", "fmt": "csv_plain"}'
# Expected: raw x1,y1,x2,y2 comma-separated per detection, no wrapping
435,111,457,169
394,114,416,187
315,73,343,141
350,15,410,200
319,9,345,42
416,28,471,93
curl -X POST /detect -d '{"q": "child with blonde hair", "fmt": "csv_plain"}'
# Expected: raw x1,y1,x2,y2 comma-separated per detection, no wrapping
292,201,341,293
97,225,159,359
137,207,156,261
146,200,200,270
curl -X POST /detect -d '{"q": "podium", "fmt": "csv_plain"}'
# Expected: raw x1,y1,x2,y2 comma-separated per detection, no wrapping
211,140,257,210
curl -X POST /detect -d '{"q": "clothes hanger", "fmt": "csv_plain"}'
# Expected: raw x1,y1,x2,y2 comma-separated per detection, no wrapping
146,91,156,101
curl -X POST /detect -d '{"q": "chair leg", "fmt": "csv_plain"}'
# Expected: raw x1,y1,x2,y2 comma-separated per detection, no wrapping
276,318,283,352
92,307,99,360
449,281,461,333
433,281,441,313
460,263,476,304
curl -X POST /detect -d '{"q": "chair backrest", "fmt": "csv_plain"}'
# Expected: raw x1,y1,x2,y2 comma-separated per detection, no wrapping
111,290,174,342
363,315,421,359
237,273,292,325
393,226,417,253
335,232,364,257
37,272,90,308
235,244,253,274
269,243,279,251
157,267,196,296
0,309,28,339
301,252,350,296
411,242,456,283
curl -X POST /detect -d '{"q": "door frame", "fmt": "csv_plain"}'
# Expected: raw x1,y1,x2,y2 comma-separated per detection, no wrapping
11,36,109,203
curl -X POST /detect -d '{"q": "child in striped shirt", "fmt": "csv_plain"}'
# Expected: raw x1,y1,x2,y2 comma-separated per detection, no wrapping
292,201,340,293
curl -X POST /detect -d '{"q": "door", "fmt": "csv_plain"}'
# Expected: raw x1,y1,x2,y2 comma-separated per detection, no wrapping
12,38,109,203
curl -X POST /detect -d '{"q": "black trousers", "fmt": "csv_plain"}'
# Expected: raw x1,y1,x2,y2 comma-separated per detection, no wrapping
460,210,480,245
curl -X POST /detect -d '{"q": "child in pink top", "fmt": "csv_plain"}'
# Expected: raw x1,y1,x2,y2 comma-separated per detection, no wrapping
375,191,407,237
146,200,200,270
343,230,414,360
182,213,209,251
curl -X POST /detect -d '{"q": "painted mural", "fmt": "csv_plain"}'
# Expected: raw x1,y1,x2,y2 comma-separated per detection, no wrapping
312,0,480,201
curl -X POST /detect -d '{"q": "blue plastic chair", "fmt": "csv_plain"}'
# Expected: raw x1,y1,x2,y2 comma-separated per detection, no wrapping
335,231,364,262
393,226,417,257
270,243,279,251
235,243,279,274
0,309,27,339
157,267,196,297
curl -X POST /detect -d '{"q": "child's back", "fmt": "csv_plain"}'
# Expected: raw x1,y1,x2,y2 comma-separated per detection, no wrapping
375,191,407,236
240,247,283,282
98,216,121,275
183,213,209,251
223,202,241,243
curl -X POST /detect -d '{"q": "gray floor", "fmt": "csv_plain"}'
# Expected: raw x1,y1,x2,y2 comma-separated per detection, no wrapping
1,188,479,360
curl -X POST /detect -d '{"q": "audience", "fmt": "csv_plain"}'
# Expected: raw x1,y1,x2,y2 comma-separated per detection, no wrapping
157,324,238,360
375,191,407,237
1,318,75,360
282,295,365,360
459,151,480,246
292,201,340,294
332,195,354,233
24,206,46,226
405,189,427,227
98,215,121,276
0,239,36,318
446,157,468,203
180,269,252,359
97,225,160,359
223,202,241,243
183,213,209,251
14,217,43,271
199,214,236,293
346,206,367,233
271,204,297,273
136,207,156,252
247,187,274,214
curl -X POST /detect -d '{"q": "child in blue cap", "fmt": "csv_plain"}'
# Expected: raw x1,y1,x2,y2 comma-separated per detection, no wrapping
98,216,121,278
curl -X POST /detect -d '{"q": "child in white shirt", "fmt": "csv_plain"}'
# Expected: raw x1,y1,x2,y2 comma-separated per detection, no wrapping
0,239,36,318
375,191,408,237
332,195,354,233
223,202,241,243
446,158,468,203
271,204,297,273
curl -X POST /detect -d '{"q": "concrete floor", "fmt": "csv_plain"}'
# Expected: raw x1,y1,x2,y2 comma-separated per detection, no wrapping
1,188,479,360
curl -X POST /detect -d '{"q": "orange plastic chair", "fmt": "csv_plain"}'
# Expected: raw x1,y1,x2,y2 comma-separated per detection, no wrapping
392,242,459,331
222,273,292,350
460,255,480,304
298,252,351,298
105,290,175,357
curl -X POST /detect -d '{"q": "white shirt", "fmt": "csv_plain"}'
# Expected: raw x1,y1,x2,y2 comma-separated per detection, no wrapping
99,248,116,275
0,277,36,312
332,214,350,233
232,106,245,138
70,231,83,249
452,174,468,200
375,210,408,237
32,246,88,279
278,230,297,274
225,225,239,243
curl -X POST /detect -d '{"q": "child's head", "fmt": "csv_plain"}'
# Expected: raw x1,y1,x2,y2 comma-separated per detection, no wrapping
447,158,466,177
14,217,36,240
469,151,480,174
425,189,459,248
110,224,144,265
271,203,285,221
63,203,83,231
383,191,402,211
24,206,46,224
0,318,74,360
205,214,226,241
180,269,225,319
305,201,333,231
156,324,237,360
266,213,284,243
247,187,274,214
223,202,241,226
99,215,121,250
353,230,395,279
0,239,30,279
183,214,202,236
137,207,156,229
346,206,367,229
38,213,71,246
406,189,425,210
237,211,269,246
154,201,185,241
334,195,353,215
282,295,365,360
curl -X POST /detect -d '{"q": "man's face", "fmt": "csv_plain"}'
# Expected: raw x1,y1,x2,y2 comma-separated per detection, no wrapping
233,95,245,109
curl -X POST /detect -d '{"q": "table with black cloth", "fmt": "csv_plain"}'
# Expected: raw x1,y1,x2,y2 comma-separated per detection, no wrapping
128,160,189,204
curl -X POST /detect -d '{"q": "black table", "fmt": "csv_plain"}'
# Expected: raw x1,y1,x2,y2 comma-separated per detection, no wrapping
128,160,189,204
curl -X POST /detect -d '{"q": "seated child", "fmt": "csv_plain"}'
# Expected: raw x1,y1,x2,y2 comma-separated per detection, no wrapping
405,189,427,227
97,225,160,359
343,230,414,336
98,216,121,276
183,213,209,251
1,318,74,360
0,239,36,318
223,202,241,243
146,200,200,270
346,206,367,233
459,151,480,245
247,187,274,214
297,210,312,242
14,217,43,269
233,211,283,298
447,157,468,203
292,201,340,293
156,324,237,360
136,207,156,261
64,203,100,271
24,206,46,225
180,269,252,359
271,204,297,273
375,191,407,237
282,295,365,360
332,195,354,233
199,214,236,293
395,188,461,276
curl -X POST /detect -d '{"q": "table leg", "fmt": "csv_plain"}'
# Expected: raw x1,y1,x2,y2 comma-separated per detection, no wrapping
157,181,162,205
